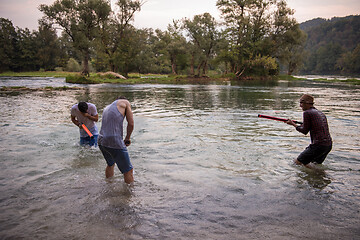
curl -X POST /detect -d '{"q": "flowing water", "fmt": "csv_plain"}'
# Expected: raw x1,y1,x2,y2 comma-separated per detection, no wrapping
0,77,359,239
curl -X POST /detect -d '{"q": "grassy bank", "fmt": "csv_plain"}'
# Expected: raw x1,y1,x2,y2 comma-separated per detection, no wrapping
0,71,232,84
0,71,73,78
1,71,359,85
305,77,360,85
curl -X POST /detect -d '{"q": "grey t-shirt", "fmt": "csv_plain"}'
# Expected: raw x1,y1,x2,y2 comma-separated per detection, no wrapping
98,100,126,149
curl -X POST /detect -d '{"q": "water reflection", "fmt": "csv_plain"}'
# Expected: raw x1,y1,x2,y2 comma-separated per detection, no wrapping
296,166,332,190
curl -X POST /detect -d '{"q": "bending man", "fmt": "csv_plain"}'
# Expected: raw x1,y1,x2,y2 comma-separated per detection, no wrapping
286,94,332,168
98,97,134,184
71,101,99,147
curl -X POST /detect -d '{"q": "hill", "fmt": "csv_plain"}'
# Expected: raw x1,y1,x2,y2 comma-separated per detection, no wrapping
299,15,360,75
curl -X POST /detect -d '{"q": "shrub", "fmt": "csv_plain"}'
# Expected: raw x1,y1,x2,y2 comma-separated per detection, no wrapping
65,58,81,72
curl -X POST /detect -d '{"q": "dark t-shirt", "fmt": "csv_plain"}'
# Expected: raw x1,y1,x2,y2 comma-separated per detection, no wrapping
296,107,332,146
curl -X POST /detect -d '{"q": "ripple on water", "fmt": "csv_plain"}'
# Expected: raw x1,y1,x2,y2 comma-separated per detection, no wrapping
0,78,359,239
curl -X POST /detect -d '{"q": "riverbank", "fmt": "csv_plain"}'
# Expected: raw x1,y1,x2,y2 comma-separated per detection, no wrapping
1,71,359,85
0,71,231,84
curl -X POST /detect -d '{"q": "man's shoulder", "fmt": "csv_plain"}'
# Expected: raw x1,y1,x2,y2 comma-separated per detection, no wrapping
87,102,97,108
305,107,326,118
305,107,318,113
71,104,78,112
87,102,98,111
116,99,130,106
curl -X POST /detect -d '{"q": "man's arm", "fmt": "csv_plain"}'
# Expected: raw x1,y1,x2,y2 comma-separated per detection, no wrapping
124,101,134,146
80,112,99,122
71,115,81,127
287,112,310,135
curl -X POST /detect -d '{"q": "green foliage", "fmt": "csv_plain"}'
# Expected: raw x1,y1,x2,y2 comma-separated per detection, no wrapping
216,0,301,77
155,21,189,75
183,13,219,76
337,44,360,73
0,18,18,72
65,74,97,84
66,58,81,72
300,15,360,75
35,21,61,71
1,0,311,79
0,18,63,72
39,0,112,75
244,55,279,76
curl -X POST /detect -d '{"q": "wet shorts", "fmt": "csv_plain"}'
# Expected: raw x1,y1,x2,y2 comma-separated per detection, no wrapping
80,135,98,147
297,144,332,165
99,145,133,174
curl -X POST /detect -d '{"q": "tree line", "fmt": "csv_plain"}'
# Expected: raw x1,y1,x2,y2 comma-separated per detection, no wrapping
1,0,313,78
300,15,360,75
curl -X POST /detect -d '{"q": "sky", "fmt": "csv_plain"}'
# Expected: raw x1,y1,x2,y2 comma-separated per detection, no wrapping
0,0,359,31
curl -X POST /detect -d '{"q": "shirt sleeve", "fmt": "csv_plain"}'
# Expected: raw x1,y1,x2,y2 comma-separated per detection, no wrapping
70,105,77,117
88,103,98,116
296,111,310,135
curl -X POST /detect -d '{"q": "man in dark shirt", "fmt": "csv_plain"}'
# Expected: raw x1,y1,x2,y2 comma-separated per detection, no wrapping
286,94,332,168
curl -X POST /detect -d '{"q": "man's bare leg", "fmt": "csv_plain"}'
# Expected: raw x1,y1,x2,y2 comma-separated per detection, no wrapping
124,169,134,184
106,165,115,178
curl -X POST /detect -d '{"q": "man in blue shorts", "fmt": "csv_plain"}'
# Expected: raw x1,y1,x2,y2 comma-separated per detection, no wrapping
286,94,332,168
98,97,134,184
71,102,99,147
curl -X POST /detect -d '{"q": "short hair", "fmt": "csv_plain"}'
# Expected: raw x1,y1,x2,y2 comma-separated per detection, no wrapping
300,94,314,104
117,96,127,100
78,102,88,113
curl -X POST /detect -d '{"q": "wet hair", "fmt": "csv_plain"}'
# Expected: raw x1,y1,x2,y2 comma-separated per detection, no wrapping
78,102,88,113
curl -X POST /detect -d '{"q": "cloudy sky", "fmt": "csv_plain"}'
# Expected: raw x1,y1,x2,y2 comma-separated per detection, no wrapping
0,0,359,30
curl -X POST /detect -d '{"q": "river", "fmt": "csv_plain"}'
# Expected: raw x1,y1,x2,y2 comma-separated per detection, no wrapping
0,77,359,239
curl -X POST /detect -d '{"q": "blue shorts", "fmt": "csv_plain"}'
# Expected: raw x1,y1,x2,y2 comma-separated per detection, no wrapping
298,144,332,165
80,135,98,147
99,145,133,174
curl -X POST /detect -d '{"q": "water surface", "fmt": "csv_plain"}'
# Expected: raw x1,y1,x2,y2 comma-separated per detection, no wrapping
0,77,359,239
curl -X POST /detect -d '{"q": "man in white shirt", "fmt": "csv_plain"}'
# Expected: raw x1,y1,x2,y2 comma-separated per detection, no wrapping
71,102,99,147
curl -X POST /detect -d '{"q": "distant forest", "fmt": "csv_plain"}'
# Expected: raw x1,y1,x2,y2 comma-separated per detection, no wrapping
299,15,360,75
0,0,359,78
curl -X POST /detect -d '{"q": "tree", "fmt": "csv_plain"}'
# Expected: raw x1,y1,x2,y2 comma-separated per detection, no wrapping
183,13,219,76
97,0,144,73
156,21,188,75
39,0,111,76
337,44,360,74
216,0,255,76
0,18,18,72
216,0,278,77
16,28,39,71
315,43,344,73
300,15,360,75
36,21,61,70
216,0,303,77
113,26,148,76
271,1,306,75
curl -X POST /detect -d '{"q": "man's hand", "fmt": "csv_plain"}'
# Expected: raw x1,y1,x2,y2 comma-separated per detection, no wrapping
124,139,131,146
286,119,297,127
81,112,90,117
80,112,98,122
